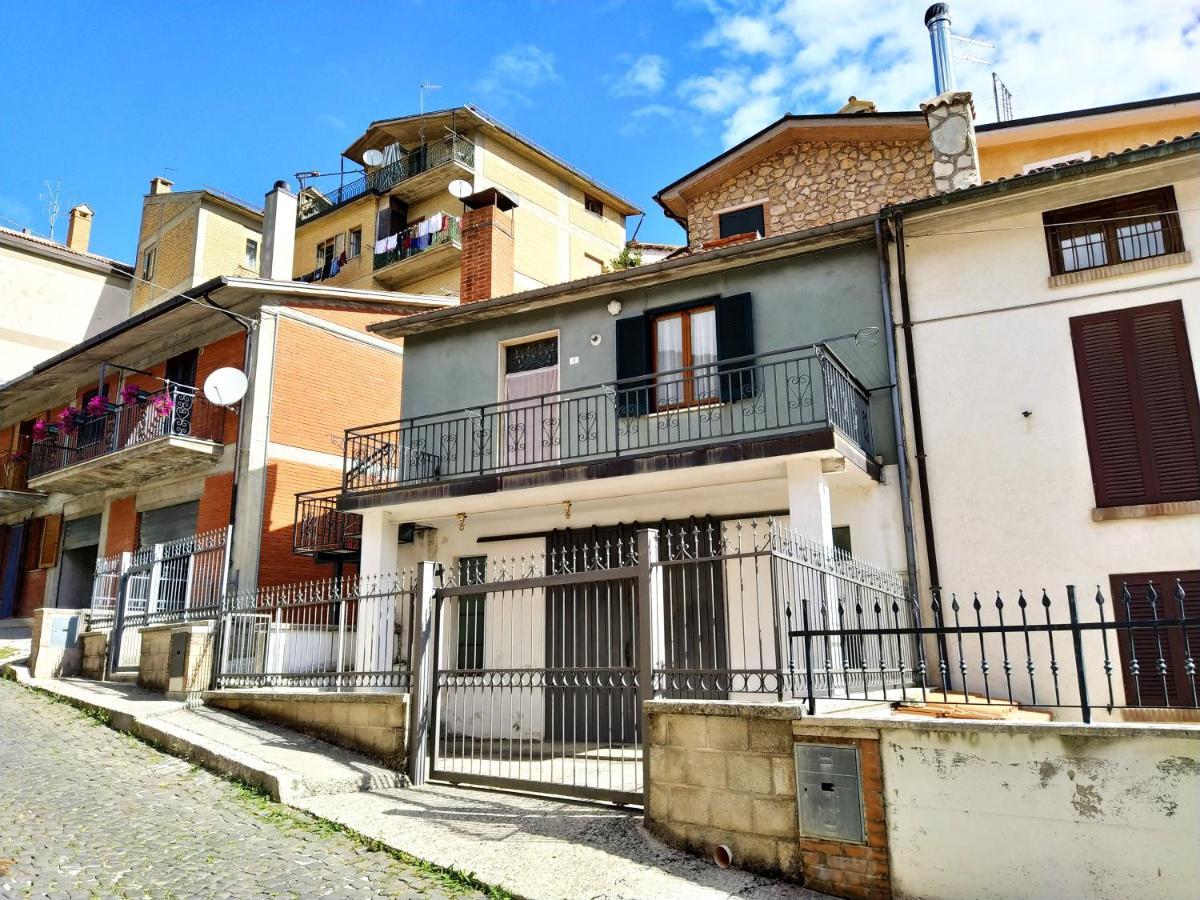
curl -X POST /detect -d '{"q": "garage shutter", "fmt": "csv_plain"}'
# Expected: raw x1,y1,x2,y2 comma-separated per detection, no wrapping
1110,570,1200,708
138,501,199,548
62,514,102,551
1071,301,1200,508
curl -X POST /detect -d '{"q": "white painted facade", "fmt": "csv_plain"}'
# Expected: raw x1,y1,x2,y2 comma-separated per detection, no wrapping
892,154,1200,712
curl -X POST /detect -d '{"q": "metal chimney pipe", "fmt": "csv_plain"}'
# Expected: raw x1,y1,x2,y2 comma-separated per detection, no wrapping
925,3,955,95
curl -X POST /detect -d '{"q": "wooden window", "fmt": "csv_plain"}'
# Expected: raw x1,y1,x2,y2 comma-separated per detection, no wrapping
1070,300,1200,508
583,194,604,216
456,556,486,670
38,514,62,569
718,204,765,239
652,306,719,409
1043,187,1184,276
348,228,362,259
165,348,199,388
22,518,44,571
316,237,337,266
1110,570,1200,708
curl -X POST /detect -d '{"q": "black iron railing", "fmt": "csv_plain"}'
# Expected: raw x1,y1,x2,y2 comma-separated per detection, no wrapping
297,135,476,224
294,488,363,556
342,344,874,496
28,386,225,479
788,580,1199,720
373,214,461,272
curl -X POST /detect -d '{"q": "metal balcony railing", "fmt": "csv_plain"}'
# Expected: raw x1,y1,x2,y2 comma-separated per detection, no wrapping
0,441,31,492
297,135,476,224
342,344,875,496
293,488,363,557
373,214,460,271
28,386,225,479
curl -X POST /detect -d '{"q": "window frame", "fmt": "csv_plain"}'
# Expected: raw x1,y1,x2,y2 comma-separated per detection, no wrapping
1043,186,1184,277
583,193,604,217
142,246,156,281
347,227,362,260
244,238,258,270
650,304,719,410
717,202,767,240
455,556,487,671
316,236,337,266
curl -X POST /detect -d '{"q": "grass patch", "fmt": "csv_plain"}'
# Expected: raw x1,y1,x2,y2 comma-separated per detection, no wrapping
229,781,512,899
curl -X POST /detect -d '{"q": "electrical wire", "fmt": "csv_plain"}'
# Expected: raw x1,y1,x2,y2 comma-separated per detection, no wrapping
126,269,259,329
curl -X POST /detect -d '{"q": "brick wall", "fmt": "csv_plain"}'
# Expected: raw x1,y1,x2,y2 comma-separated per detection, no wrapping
459,205,514,303
15,567,47,618
685,138,934,247
194,332,245,444
257,460,342,587
292,305,404,333
197,472,233,535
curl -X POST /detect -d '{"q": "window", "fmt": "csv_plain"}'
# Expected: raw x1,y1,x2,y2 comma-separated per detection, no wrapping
456,556,487,670
718,204,765,240
1070,300,1200,508
1110,570,1200,708
652,306,719,408
316,236,337,266
584,193,604,216
1043,187,1184,276
244,238,258,270
165,348,199,388
142,246,156,281
348,228,362,259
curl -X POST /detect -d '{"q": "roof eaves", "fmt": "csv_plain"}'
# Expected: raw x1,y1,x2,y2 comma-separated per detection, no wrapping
0,226,134,277
976,91,1200,133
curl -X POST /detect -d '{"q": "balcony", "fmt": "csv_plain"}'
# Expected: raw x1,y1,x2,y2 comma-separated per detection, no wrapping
297,135,475,224
373,214,461,288
0,445,45,514
340,344,876,501
27,387,225,494
293,487,362,558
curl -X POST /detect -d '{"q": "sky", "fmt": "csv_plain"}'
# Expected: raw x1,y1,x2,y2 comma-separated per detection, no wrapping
2,1,1197,261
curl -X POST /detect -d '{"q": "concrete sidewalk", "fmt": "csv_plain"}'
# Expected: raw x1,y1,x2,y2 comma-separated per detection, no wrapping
2,666,823,900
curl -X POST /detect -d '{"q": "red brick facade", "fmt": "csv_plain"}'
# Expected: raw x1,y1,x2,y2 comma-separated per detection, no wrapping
459,204,514,303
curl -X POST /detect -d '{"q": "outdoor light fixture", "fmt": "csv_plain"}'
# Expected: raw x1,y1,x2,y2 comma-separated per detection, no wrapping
607,300,622,316
456,512,467,531
562,500,572,520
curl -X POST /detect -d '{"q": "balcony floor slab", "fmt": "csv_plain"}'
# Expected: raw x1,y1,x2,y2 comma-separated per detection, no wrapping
0,489,46,515
27,436,223,495
374,240,461,288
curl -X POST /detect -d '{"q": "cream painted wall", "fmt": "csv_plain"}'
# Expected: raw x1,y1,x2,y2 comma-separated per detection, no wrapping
0,244,131,381
894,162,1200,708
882,723,1200,899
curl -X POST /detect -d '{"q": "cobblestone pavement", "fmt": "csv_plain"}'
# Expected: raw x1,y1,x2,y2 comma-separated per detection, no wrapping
0,679,482,899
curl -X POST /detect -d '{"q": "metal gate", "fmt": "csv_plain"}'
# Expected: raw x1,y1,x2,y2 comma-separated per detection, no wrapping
429,535,645,804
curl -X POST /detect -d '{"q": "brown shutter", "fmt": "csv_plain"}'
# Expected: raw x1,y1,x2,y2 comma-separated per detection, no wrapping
1071,300,1200,507
1110,570,1200,708
38,514,62,569
22,518,44,570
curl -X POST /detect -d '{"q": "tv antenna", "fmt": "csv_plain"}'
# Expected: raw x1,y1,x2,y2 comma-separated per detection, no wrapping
992,72,1015,122
950,33,993,67
38,177,63,241
419,81,442,115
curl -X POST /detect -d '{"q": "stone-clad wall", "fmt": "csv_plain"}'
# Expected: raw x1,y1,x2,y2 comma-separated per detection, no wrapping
137,628,171,692
685,139,934,247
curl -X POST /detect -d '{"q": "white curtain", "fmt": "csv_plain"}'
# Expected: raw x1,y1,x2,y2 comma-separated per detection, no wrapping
504,366,559,466
690,308,719,401
655,316,684,407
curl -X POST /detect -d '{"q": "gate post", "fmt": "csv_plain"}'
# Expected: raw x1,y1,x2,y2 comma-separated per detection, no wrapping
636,528,664,796
107,551,133,675
147,543,165,616
407,561,437,785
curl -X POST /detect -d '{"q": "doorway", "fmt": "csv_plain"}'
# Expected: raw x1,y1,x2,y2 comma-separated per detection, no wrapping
56,515,101,609
501,336,559,469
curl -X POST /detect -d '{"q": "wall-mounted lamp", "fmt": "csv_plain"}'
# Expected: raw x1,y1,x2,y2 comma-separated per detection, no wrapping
456,512,467,531
607,300,623,317
562,500,572,520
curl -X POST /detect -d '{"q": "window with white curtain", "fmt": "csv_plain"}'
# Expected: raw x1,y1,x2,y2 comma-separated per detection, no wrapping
653,306,718,408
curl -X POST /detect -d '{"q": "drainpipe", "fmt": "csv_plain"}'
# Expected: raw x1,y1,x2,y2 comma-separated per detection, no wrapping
873,217,920,597
888,212,942,594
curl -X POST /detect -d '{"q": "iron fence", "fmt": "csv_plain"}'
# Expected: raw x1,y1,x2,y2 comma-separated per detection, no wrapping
343,344,874,495
215,571,417,690
293,487,362,556
788,580,1199,721
373,214,461,271
28,386,225,479
0,443,31,492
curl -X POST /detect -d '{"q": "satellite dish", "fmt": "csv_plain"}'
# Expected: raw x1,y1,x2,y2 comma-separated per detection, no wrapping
362,149,385,166
448,179,473,200
203,368,248,407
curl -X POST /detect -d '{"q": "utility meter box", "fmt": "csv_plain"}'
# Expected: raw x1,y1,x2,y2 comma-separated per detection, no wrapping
794,743,865,843
168,630,189,692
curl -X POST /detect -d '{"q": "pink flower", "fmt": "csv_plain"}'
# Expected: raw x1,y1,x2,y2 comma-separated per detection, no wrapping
57,406,85,435
86,395,109,416
152,393,175,416
120,383,144,405
31,419,49,441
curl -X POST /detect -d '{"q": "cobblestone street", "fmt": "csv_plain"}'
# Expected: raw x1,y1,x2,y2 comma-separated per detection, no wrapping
0,679,481,899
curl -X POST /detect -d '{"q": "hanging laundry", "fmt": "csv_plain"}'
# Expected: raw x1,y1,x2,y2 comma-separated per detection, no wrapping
338,250,347,266
329,255,340,277
386,234,399,251
429,212,444,232
374,237,387,255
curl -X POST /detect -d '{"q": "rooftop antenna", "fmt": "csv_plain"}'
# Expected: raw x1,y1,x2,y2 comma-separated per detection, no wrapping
951,32,994,67
38,177,63,241
992,72,1015,122
419,81,442,115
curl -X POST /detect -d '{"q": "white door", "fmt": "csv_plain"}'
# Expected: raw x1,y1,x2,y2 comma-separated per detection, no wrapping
502,338,559,469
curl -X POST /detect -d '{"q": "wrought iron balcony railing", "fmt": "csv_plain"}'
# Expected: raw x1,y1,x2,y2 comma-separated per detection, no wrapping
342,344,875,496
28,386,225,479
294,487,363,557
373,213,461,272
297,135,476,224
0,442,31,492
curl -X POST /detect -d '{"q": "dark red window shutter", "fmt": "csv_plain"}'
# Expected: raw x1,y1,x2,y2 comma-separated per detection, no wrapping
1110,570,1200,708
1071,300,1200,507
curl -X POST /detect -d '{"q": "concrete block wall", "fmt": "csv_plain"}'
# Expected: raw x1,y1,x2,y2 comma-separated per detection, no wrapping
205,690,409,769
28,608,86,678
137,627,172,692
80,631,108,680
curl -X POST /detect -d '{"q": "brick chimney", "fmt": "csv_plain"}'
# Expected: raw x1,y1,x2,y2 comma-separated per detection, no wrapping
459,188,516,303
65,204,94,253
921,91,981,193
261,180,297,281
149,176,174,195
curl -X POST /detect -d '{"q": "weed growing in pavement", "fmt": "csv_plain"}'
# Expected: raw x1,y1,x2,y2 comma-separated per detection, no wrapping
229,781,513,899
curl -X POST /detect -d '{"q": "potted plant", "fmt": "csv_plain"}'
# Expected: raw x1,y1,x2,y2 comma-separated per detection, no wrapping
31,419,52,442
56,406,88,435
120,383,149,405
152,392,175,416
85,394,115,416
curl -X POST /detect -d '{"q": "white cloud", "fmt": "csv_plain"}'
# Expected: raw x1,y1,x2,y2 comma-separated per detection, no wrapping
619,103,678,137
686,0,1200,147
474,45,560,107
611,54,668,96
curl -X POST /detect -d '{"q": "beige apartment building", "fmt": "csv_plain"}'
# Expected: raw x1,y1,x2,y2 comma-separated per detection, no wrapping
131,178,264,313
293,105,639,299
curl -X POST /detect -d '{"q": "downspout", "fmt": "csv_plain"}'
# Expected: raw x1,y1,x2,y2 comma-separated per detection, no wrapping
873,217,919,596
890,212,942,593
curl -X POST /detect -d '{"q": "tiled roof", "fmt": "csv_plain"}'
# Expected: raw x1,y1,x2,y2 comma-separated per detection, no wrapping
0,225,133,275
985,132,1200,183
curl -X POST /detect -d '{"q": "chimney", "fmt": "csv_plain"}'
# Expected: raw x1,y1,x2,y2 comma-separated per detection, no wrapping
261,180,297,281
65,204,94,253
459,188,516,303
924,3,955,95
921,91,981,194
837,96,877,115
149,176,174,195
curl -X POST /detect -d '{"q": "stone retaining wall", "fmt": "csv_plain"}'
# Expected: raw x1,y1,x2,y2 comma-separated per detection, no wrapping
80,631,108,680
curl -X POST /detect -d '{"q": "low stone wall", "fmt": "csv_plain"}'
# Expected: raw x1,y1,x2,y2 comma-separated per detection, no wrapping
204,690,409,769
80,631,108,680
28,608,86,679
137,626,172,692
137,622,215,698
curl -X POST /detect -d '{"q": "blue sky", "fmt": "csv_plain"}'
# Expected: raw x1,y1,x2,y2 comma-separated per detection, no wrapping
2,1,1197,261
